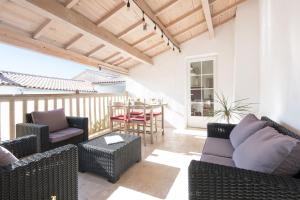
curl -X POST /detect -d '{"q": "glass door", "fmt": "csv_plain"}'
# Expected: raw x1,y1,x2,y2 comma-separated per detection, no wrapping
187,56,216,128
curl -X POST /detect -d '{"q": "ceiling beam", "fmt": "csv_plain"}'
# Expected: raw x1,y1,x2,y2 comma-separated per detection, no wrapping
166,5,202,28
117,20,143,39
103,52,121,62
201,0,214,38
132,32,156,47
65,0,80,9
33,19,52,39
65,34,83,50
11,0,153,65
115,57,131,66
97,2,126,26
86,44,105,57
154,0,179,16
0,24,128,74
172,0,246,36
142,41,164,53
111,56,124,65
129,0,180,48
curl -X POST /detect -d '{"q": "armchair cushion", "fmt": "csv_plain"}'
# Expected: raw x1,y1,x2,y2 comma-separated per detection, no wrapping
233,126,299,174
230,114,267,148
31,108,69,132
202,137,234,158
49,127,84,143
201,154,235,167
0,146,18,167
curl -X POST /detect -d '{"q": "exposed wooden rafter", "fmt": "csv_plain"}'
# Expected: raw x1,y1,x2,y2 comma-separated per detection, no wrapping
11,0,153,65
166,5,202,28
142,41,164,53
129,0,180,48
117,20,143,39
132,32,156,47
111,57,124,65
65,0,80,9
103,52,121,62
173,1,245,38
65,34,83,50
154,0,179,16
115,57,131,66
33,19,52,39
96,2,126,26
201,0,214,38
86,44,105,57
0,24,128,74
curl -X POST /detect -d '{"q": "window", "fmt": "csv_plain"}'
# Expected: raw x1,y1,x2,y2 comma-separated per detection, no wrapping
190,60,214,117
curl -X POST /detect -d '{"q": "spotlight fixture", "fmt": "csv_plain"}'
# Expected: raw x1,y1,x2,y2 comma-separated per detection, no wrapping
143,22,147,31
173,47,175,51
126,0,130,10
167,39,169,46
161,31,164,38
154,23,157,30
179,48,181,53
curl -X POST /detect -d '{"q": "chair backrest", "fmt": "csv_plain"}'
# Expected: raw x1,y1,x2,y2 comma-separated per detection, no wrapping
26,113,33,123
261,116,300,179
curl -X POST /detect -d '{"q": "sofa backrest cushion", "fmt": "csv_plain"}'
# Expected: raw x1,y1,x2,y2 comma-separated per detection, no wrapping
31,109,69,132
233,126,300,175
0,145,18,167
230,114,267,148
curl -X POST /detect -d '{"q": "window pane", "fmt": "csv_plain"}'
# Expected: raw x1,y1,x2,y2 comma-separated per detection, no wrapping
202,60,213,74
191,76,201,88
202,75,213,88
191,103,202,116
190,62,201,75
203,89,214,101
203,102,214,117
191,90,202,102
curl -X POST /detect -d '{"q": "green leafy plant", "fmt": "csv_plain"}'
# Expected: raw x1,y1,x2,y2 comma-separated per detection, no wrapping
214,93,255,124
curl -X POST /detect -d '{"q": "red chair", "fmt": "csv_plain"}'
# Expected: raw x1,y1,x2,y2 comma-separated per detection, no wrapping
109,102,128,133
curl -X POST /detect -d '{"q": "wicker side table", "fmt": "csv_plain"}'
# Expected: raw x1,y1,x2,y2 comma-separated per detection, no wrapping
78,133,141,183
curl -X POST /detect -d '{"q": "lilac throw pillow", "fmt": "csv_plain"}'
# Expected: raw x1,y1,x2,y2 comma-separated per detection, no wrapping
230,114,266,148
233,126,299,174
31,109,69,132
0,146,18,167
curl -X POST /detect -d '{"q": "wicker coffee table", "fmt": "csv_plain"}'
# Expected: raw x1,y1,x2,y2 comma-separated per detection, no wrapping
78,132,141,183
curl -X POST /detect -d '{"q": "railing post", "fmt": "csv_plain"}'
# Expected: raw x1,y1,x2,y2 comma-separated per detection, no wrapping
22,100,27,123
76,96,80,117
9,100,15,139
45,97,48,111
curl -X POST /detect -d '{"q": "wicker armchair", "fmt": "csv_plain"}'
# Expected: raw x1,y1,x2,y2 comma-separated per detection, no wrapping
189,117,300,200
0,135,78,200
16,114,88,152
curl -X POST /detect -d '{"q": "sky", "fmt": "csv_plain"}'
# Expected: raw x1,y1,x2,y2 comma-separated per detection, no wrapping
0,43,94,79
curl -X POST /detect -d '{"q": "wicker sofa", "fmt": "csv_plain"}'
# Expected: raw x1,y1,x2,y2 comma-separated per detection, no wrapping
0,135,78,200
188,116,300,200
16,114,88,152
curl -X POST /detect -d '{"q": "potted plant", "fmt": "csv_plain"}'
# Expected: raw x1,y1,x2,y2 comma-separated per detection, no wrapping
214,93,255,124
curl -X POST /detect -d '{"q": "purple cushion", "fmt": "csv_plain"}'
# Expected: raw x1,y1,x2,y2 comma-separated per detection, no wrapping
201,154,235,167
49,127,83,143
31,109,69,132
230,114,267,148
0,146,18,166
233,126,298,174
273,142,300,176
203,138,234,158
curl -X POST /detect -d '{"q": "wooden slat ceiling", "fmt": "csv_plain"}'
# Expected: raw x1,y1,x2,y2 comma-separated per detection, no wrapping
0,0,247,74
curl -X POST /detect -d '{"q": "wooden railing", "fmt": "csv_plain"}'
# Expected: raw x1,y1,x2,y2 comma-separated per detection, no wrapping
0,93,128,141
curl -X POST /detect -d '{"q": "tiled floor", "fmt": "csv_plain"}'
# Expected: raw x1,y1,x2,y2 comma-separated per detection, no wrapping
79,127,207,200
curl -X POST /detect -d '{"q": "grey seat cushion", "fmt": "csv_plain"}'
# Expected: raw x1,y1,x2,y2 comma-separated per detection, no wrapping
49,128,84,143
31,109,69,132
202,137,234,158
201,154,235,167
230,114,267,148
0,146,18,166
233,126,299,174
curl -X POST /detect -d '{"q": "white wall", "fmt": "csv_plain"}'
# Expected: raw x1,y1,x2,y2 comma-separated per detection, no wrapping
127,21,235,128
259,0,300,132
234,0,260,113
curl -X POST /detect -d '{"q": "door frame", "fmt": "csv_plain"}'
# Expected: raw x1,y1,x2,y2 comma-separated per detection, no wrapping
185,53,218,128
